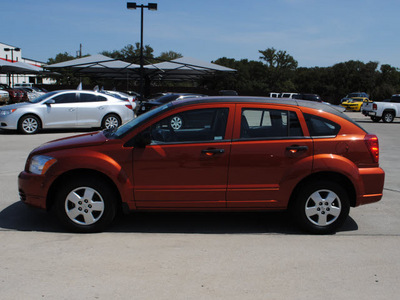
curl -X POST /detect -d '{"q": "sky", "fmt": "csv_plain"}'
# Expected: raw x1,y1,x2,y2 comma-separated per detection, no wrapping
2,0,400,68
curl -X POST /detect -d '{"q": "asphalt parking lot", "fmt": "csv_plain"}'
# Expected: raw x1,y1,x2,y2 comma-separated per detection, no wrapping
0,112,399,299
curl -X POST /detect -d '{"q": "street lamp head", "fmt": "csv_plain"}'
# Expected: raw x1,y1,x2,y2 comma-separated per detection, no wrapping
3,47,20,52
127,2,137,9
148,3,157,10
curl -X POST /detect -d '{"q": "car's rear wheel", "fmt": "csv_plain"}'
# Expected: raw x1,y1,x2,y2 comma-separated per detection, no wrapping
371,116,381,122
293,180,350,234
18,115,41,134
170,115,183,130
54,176,117,233
382,111,394,123
102,114,121,129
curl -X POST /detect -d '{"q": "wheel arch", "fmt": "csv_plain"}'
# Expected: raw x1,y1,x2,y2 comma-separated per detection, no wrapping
383,108,396,114
18,113,43,128
46,168,122,211
101,112,122,126
288,171,357,209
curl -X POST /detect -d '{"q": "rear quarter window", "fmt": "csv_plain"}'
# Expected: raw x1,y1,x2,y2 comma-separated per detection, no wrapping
304,113,341,137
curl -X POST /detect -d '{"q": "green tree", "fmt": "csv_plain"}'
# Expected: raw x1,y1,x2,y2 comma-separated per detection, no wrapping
259,48,298,70
46,52,88,86
102,43,154,64
156,51,183,61
47,52,75,65
258,47,298,91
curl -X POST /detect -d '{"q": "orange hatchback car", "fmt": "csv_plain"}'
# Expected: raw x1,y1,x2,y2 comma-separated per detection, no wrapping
18,97,385,233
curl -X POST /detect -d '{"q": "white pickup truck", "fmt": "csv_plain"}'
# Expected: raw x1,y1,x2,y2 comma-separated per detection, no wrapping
362,94,400,122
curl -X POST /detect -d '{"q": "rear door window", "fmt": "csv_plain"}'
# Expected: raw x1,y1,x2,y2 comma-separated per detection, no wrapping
304,114,341,136
240,108,303,139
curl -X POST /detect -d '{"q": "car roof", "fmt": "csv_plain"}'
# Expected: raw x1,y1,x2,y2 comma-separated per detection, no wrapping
169,96,361,129
172,96,342,115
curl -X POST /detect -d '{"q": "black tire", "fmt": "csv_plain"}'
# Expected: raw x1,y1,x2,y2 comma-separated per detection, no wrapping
371,116,381,123
292,180,350,234
18,114,41,134
382,111,394,123
102,114,121,129
54,176,117,233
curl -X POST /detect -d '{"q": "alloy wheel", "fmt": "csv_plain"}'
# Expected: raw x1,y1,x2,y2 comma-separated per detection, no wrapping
304,189,342,226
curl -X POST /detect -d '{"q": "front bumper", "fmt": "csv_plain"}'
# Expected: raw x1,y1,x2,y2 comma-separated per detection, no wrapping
18,171,48,210
342,104,362,111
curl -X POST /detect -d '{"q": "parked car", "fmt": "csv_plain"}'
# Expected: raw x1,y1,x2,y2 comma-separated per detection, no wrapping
340,92,369,103
0,90,135,134
362,94,400,122
341,97,372,112
0,83,25,104
293,93,322,102
138,93,206,114
280,92,299,98
18,97,385,233
100,90,137,111
0,90,9,104
269,92,281,98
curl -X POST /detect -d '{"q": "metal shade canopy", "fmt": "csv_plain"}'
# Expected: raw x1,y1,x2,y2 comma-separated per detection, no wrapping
46,54,141,79
144,56,236,81
45,55,236,81
0,59,40,74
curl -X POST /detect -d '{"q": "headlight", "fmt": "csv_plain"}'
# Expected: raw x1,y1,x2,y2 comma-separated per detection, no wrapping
0,109,17,116
29,155,57,175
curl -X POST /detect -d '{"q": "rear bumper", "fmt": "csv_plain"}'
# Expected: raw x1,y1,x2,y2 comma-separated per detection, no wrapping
356,167,385,206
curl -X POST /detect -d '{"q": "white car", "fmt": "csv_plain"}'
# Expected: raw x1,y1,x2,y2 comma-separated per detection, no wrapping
0,90,9,104
0,90,135,134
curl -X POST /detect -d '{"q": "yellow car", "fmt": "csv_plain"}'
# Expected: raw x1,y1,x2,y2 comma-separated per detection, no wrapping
341,97,372,112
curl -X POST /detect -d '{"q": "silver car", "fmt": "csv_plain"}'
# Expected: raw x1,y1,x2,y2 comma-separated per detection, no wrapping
0,90,135,134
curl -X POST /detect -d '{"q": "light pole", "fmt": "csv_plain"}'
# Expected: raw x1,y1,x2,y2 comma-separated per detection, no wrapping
127,2,157,101
4,47,21,86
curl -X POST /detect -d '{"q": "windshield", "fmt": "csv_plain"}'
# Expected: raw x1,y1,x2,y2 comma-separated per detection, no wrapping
29,91,58,103
108,103,173,138
151,94,179,103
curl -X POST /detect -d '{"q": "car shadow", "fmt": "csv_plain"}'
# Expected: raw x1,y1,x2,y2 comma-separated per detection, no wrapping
0,201,359,235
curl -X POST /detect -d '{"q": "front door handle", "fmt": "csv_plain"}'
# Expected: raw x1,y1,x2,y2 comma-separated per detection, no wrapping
201,148,225,156
286,145,308,153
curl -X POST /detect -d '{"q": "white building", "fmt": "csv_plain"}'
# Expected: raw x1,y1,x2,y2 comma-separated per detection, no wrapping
0,42,54,87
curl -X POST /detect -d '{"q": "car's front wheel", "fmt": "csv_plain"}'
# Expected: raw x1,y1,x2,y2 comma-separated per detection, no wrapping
293,180,350,234
18,114,41,134
54,176,117,233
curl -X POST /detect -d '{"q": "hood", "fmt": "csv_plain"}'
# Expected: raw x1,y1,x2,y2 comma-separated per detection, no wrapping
32,131,107,155
0,102,31,110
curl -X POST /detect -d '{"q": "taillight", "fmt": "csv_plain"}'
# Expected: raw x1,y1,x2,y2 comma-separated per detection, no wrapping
364,134,379,163
373,103,377,110
125,104,133,110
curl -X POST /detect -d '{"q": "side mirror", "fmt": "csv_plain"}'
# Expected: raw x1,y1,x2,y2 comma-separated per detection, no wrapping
132,131,151,148
45,99,55,105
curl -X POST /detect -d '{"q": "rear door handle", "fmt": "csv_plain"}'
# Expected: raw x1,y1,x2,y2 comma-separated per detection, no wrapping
286,145,308,153
201,148,225,156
